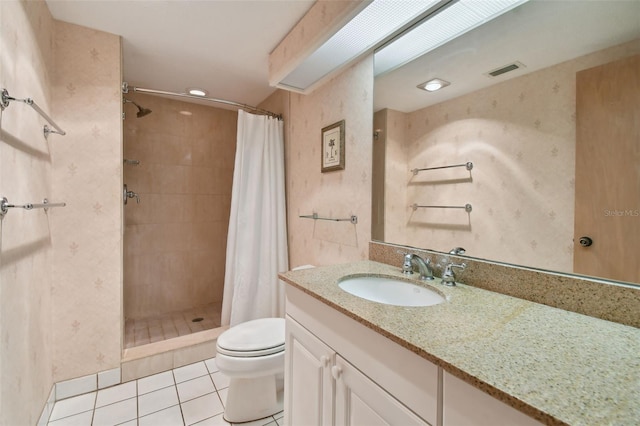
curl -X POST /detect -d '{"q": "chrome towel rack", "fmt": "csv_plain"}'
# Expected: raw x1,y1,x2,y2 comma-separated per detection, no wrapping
1,197,66,218
1,88,67,138
300,213,358,224
411,203,472,213
412,162,473,175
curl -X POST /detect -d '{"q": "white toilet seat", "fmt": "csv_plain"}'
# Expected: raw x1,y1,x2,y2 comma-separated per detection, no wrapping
217,317,285,357
217,343,284,357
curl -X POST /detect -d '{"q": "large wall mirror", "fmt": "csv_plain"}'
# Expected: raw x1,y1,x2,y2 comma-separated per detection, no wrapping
372,0,640,286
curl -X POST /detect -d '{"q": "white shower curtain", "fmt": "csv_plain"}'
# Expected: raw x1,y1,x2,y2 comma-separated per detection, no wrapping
221,110,289,326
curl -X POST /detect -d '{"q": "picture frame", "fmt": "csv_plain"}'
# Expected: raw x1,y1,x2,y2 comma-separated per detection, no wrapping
321,120,345,173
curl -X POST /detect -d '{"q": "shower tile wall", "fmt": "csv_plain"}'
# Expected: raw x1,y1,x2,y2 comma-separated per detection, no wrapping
123,94,237,320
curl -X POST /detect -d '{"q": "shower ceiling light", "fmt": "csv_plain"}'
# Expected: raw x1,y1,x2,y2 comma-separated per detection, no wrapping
418,78,450,92
374,0,529,76
187,88,207,97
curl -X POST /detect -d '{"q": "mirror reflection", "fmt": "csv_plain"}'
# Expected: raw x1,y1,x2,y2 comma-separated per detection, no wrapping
372,0,640,285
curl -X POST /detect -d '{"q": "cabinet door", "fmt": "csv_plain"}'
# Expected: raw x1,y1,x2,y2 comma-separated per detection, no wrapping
284,316,335,426
334,355,429,426
443,372,541,426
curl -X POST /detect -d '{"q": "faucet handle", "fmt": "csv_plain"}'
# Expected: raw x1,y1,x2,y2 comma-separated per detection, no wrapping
401,253,414,275
442,263,466,286
447,262,466,271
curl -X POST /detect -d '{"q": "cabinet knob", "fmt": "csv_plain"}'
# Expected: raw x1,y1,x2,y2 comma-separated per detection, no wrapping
331,365,343,380
320,355,330,367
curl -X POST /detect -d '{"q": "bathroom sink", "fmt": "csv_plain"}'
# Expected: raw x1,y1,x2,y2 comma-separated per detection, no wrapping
338,276,444,307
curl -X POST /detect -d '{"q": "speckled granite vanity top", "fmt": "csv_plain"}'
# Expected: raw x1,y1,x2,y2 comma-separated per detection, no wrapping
279,261,640,426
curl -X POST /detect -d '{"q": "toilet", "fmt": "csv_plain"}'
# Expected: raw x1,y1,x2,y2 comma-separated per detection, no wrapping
215,317,285,423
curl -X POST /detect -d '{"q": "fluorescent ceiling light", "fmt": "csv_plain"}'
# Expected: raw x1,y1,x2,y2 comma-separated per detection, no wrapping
187,88,207,97
418,78,450,92
279,0,442,91
375,0,529,76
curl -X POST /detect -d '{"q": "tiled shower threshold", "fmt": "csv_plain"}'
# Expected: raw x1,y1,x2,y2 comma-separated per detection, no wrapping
121,326,229,384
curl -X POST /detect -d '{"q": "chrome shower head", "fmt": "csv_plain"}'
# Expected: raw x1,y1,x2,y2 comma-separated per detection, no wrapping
136,106,152,118
123,98,152,118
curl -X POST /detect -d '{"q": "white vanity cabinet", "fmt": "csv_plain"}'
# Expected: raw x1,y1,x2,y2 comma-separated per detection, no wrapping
285,316,428,426
285,286,439,426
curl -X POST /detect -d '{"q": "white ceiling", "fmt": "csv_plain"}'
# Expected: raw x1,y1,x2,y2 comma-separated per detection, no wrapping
45,0,640,113
374,0,640,113
46,0,315,108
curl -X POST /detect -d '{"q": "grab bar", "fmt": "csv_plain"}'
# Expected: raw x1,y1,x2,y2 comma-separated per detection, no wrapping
411,203,472,213
411,162,473,175
1,88,67,137
1,197,66,218
300,213,358,224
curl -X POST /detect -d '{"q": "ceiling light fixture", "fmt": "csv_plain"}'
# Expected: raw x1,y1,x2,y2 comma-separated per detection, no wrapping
375,0,529,76
278,0,443,92
187,88,207,97
418,78,450,92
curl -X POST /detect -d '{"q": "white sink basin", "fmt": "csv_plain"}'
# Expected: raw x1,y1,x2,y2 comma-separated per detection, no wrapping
338,276,444,307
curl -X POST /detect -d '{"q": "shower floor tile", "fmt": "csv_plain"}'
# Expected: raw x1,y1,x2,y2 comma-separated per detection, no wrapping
125,302,222,349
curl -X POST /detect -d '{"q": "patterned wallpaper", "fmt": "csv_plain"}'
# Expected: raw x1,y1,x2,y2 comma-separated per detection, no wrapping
50,21,122,382
383,40,640,274
286,56,373,268
0,1,55,424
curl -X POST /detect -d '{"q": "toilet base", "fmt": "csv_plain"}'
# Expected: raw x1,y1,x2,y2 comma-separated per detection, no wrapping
222,375,284,423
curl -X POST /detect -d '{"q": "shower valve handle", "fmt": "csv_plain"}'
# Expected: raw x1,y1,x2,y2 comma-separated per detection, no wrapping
123,184,140,205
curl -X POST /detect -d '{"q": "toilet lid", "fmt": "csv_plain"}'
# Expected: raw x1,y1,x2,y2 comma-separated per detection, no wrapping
217,318,285,357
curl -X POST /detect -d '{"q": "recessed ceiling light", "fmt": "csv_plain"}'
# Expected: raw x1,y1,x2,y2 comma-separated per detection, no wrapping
187,88,207,97
418,78,450,92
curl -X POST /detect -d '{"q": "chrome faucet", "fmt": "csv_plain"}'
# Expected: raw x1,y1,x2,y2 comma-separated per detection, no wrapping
401,253,434,281
441,263,466,286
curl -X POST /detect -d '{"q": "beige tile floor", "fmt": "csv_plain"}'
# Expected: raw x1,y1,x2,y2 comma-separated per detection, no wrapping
125,302,223,349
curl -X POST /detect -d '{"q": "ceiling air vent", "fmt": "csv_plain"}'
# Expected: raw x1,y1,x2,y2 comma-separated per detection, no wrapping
487,61,526,77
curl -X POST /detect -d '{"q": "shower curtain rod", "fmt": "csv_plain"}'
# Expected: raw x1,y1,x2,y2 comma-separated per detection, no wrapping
121,82,281,119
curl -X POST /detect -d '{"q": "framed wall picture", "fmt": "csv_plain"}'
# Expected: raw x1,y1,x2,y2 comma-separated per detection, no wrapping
321,120,345,172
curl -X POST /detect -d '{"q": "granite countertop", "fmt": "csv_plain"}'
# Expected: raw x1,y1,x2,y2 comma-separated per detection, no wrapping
279,260,640,426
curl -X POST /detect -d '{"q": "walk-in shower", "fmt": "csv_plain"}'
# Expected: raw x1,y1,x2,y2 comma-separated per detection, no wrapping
122,92,237,348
